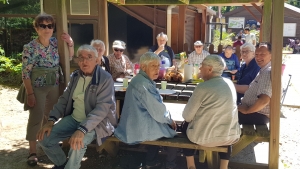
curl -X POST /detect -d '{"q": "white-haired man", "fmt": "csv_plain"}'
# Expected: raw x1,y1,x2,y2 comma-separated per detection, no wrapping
37,45,117,169
187,40,210,65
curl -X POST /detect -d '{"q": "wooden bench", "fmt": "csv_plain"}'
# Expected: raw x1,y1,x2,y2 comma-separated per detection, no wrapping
102,133,228,169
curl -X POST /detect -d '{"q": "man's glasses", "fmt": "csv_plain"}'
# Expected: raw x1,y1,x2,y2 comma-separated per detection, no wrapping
114,48,124,52
195,46,203,48
78,56,94,62
39,24,54,29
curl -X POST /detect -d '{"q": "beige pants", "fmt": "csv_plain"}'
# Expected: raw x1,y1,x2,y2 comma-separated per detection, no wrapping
26,85,59,141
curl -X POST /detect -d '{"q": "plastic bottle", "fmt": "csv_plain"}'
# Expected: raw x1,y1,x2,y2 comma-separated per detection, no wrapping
193,64,199,80
158,60,166,80
161,55,170,68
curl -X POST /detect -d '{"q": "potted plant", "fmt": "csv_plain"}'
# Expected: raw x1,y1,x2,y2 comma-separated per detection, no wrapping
282,45,293,75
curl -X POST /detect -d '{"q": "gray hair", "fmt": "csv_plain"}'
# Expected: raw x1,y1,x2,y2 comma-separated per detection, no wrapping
77,44,98,58
202,55,225,76
139,52,160,66
240,42,255,52
156,32,168,41
90,39,105,49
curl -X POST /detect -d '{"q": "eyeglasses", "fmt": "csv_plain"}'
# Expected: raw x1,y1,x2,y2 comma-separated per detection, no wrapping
241,50,252,54
39,24,54,29
195,46,203,48
78,56,94,62
114,48,124,52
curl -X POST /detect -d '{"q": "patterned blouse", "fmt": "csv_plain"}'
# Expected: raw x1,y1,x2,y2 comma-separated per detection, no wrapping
22,37,60,87
107,53,134,80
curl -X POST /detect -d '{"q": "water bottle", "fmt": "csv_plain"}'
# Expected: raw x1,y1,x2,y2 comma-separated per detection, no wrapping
158,60,166,80
193,64,199,80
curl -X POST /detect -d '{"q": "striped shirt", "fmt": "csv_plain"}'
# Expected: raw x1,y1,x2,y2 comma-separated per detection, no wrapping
107,53,134,80
241,62,272,116
188,50,210,65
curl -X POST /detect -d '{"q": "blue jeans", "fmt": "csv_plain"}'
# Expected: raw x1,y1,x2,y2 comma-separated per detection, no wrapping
38,115,96,169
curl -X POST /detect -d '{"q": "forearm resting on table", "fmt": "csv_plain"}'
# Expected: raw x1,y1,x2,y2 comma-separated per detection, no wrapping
243,94,270,114
23,78,34,94
235,84,249,94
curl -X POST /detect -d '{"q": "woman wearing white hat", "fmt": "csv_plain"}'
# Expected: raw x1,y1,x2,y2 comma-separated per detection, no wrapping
107,40,134,80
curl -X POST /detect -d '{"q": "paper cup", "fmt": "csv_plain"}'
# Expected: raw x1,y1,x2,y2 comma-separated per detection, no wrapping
161,81,167,90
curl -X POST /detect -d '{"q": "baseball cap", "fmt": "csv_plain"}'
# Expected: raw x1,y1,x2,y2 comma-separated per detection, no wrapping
112,40,126,49
194,41,203,46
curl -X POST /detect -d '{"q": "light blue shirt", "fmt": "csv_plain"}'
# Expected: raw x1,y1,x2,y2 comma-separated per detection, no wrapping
114,70,177,144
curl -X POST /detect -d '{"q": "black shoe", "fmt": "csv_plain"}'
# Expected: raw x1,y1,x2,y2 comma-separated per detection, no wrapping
51,164,65,169
145,161,162,169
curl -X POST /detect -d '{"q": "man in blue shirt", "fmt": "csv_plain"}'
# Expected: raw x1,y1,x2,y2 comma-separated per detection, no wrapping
219,45,240,79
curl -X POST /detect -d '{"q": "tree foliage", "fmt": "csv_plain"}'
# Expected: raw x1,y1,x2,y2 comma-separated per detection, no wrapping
211,6,238,15
287,0,300,8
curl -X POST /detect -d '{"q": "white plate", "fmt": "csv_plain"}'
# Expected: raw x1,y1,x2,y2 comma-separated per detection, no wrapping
116,78,132,83
115,86,127,91
114,82,123,87
224,70,231,73
158,89,176,95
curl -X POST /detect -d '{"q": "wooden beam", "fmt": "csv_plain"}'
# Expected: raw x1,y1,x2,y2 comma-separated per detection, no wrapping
178,5,186,52
98,0,109,56
251,2,263,14
243,5,261,23
171,14,179,53
179,0,189,4
108,0,262,5
194,13,201,42
269,0,284,168
261,0,272,42
56,0,70,88
200,8,207,43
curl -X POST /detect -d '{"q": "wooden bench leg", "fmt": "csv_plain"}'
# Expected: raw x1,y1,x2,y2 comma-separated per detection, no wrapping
199,150,206,163
206,151,219,169
232,135,257,157
99,141,119,157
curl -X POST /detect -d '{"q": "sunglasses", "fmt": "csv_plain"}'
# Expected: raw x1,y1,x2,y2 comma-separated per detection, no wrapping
114,48,124,52
39,24,54,29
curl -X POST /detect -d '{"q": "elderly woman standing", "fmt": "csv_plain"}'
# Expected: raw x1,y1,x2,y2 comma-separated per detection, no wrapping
182,55,240,169
107,40,133,80
115,52,178,169
90,40,110,73
22,13,74,166
236,43,260,104
149,32,175,67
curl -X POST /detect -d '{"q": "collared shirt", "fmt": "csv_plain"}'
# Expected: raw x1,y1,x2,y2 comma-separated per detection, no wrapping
22,37,60,87
236,58,260,103
241,62,272,116
71,76,92,122
114,70,176,145
107,53,134,80
188,50,210,65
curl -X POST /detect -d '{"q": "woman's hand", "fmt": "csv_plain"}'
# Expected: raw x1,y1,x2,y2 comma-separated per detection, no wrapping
61,32,73,46
155,45,164,54
27,94,36,107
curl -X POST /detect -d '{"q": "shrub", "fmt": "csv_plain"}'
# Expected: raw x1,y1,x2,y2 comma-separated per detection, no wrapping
0,55,23,86
212,30,235,51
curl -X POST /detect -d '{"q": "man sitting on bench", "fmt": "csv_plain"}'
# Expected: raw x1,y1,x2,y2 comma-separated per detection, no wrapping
182,55,241,169
235,42,272,125
114,52,178,169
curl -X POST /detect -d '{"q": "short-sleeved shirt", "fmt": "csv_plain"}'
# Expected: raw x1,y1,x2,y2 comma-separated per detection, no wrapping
107,53,133,80
245,33,256,44
22,37,60,87
241,62,272,116
188,50,210,65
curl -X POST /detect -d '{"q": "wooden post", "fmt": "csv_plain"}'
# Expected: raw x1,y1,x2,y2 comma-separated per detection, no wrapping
200,8,207,43
269,0,284,168
194,13,201,42
178,5,186,52
262,0,272,42
99,0,109,56
56,0,70,89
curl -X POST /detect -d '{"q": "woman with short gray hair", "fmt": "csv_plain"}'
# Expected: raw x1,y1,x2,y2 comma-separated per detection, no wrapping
236,43,260,104
90,40,110,73
149,32,175,67
182,55,241,169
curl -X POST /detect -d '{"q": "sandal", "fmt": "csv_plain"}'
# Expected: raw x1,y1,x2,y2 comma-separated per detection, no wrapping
27,153,38,166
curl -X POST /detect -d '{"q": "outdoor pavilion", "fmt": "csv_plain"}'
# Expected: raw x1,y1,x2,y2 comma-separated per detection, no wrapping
50,0,284,168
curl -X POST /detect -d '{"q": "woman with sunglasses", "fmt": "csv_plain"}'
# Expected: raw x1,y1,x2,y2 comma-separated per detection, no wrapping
107,40,133,80
21,13,74,166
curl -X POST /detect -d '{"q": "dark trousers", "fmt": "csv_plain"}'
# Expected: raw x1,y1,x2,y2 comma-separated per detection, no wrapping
181,121,232,160
238,112,269,125
146,145,177,168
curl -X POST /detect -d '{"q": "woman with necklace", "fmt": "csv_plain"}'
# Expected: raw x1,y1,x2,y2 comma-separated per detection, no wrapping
21,13,74,166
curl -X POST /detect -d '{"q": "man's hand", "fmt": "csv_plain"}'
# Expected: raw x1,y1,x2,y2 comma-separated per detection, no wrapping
36,121,54,141
238,104,249,114
171,120,177,131
231,70,238,74
69,130,85,150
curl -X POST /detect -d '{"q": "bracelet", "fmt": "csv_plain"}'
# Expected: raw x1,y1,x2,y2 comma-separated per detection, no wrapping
27,93,34,96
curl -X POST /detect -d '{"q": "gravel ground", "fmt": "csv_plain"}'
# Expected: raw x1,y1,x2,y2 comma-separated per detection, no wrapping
0,85,299,169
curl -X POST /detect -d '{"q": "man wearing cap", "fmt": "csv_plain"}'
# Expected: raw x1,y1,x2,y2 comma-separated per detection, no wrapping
187,41,210,65
107,40,134,80
244,27,256,45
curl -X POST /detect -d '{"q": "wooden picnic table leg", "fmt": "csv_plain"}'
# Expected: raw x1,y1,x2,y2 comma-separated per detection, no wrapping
231,135,257,157
98,140,119,157
199,150,206,163
206,151,219,169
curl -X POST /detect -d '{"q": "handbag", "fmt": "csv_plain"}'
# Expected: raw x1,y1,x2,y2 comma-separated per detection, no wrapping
16,83,26,104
